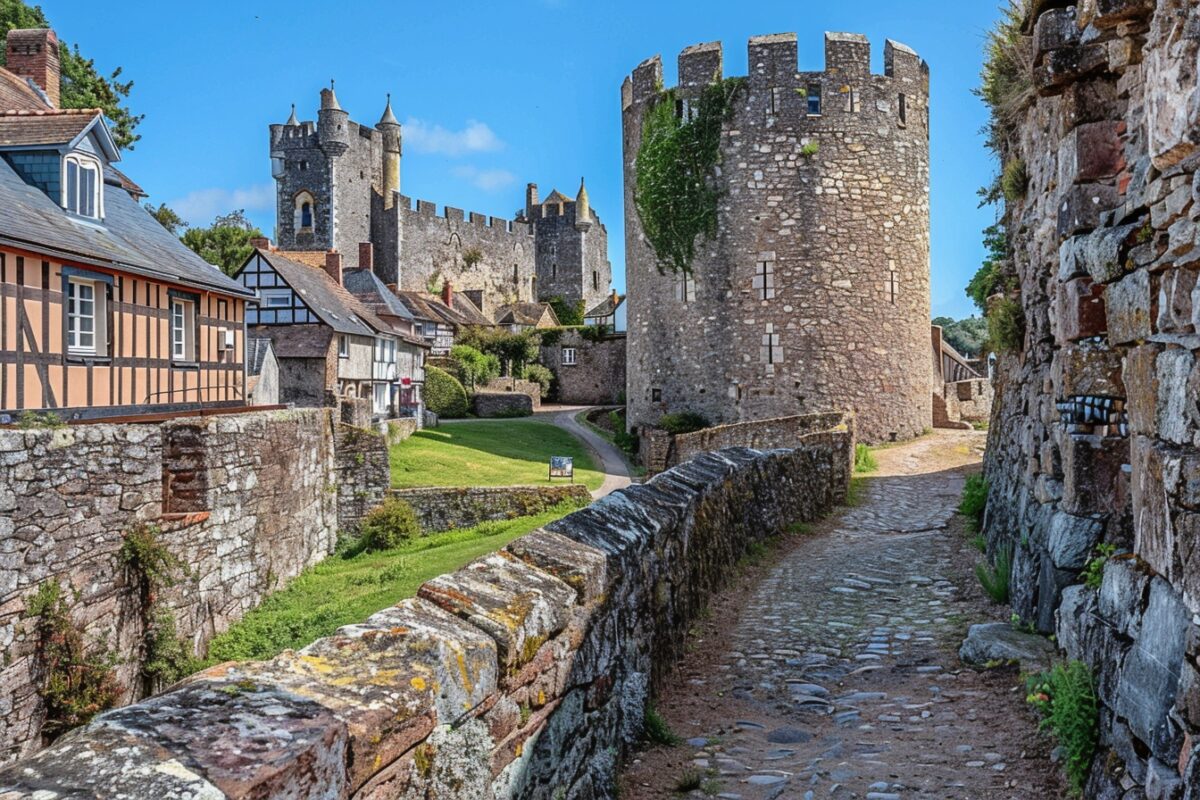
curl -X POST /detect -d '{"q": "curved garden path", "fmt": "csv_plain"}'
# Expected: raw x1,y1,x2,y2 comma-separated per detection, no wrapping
620,430,1065,799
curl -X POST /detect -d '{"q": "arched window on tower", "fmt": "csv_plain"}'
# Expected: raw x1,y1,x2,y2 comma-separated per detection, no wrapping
294,191,316,232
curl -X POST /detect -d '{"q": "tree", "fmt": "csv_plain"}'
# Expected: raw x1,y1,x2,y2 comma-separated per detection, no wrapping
448,344,500,392
145,203,186,237
966,222,1010,313
544,295,585,326
1,2,143,150
457,326,540,383
181,210,263,276
934,316,989,358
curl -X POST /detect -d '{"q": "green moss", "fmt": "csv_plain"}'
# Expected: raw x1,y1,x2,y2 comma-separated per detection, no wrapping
634,77,746,274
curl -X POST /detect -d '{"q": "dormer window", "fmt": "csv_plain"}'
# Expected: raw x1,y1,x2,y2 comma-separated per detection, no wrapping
63,154,102,219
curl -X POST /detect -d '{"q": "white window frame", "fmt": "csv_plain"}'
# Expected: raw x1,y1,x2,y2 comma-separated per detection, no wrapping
170,298,195,363
562,347,577,366
338,334,350,358
62,153,103,219
66,277,98,355
260,288,290,308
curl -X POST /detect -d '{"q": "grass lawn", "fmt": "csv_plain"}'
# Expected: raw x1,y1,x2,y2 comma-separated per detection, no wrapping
390,419,604,491
202,500,586,665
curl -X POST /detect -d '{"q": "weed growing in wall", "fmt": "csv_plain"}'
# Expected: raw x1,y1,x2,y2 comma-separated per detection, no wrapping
461,247,484,269
854,443,878,474
976,543,1013,604
1001,158,1028,202
1026,660,1098,795
988,296,1026,352
959,474,989,532
634,77,746,274
27,581,120,739
657,411,710,435
119,524,195,692
1082,543,1118,589
16,411,65,429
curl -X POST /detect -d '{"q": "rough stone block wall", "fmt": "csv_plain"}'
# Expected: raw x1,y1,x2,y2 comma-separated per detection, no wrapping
539,330,627,405
390,485,592,534
482,379,543,408
473,392,534,418
646,411,853,475
334,423,391,532
0,409,385,766
937,379,993,428
0,431,851,798
981,1,1200,794
623,34,931,444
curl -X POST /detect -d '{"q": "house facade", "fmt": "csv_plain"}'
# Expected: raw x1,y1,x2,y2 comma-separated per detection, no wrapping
0,28,253,421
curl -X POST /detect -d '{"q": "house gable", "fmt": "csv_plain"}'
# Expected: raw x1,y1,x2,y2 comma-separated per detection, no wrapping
237,252,321,326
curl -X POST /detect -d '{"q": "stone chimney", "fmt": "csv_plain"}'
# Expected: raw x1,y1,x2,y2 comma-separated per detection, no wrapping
249,236,271,250
525,183,539,219
324,251,343,285
612,289,619,306
6,28,60,108
441,279,453,308
358,242,374,271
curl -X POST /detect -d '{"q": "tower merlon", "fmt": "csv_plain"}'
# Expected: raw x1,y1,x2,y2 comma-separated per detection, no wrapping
824,32,871,78
884,39,926,85
748,33,798,86
678,41,723,90
630,55,663,105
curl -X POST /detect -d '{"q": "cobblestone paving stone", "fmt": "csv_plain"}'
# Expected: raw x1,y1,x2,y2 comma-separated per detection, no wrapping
622,431,1063,799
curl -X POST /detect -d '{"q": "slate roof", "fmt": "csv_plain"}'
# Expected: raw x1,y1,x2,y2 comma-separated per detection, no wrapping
343,268,414,320
585,293,625,319
0,145,254,299
542,189,571,206
451,293,494,327
254,250,392,338
393,290,481,329
246,336,274,376
495,302,558,327
255,325,333,359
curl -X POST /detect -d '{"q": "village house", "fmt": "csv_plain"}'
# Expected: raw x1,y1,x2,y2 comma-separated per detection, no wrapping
583,290,626,333
493,302,560,333
393,282,495,355
233,245,422,419
0,28,254,421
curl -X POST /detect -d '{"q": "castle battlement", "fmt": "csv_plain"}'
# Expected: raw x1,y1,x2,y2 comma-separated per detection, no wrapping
623,32,927,110
399,195,533,235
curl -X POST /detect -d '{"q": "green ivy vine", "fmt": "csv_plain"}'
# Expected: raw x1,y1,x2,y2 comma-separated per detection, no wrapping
634,77,745,274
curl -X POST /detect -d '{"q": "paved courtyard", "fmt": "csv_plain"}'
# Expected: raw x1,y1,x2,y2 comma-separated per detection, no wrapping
621,431,1064,799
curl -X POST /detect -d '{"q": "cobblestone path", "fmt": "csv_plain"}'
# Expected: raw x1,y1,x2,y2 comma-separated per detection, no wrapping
621,430,1063,799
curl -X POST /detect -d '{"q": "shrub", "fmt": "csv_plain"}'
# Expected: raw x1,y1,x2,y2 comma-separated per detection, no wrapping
657,411,710,435
959,474,989,532
119,524,184,600
1026,661,1098,795
17,411,65,429
461,247,483,268
854,443,878,473
976,543,1013,604
643,704,681,746
142,608,197,690
1001,158,1028,202
611,411,639,457
800,141,820,158
27,581,120,739
522,363,553,395
544,296,585,326
449,345,500,392
988,296,1026,352
424,366,469,418
360,497,420,552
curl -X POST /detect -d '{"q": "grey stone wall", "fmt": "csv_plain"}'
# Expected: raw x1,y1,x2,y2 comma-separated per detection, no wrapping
539,330,627,405
531,204,612,310
623,33,932,444
0,430,851,799
980,1,1200,795
390,485,592,534
473,391,534,418
482,378,542,408
334,423,391,532
0,408,389,765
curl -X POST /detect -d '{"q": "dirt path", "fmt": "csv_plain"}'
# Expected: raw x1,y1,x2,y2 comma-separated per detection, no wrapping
620,430,1065,800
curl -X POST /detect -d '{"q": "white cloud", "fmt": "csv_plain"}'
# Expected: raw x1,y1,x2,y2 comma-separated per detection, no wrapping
404,118,504,156
169,184,275,227
452,166,516,192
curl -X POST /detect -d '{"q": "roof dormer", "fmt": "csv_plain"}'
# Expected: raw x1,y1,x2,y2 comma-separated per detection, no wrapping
0,110,119,219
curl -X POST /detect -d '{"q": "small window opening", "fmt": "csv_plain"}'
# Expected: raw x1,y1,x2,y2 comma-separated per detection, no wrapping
753,260,775,300
807,85,822,115
651,388,662,402
898,94,907,127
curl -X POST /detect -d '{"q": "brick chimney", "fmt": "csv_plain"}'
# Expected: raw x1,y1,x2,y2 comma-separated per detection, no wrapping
249,236,271,250
358,242,373,271
6,29,60,108
441,279,453,308
324,251,343,285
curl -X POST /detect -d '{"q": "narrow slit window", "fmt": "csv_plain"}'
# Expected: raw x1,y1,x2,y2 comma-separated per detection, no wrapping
592,271,599,291
753,260,776,300
807,85,822,115
889,270,899,304
769,87,783,115
898,93,907,127
845,88,861,113
760,322,783,364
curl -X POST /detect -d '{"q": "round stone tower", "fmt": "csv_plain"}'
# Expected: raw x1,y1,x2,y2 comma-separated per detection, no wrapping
622,32,931,444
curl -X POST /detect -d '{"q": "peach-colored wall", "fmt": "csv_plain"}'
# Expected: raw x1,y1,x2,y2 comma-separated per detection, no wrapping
0,246,246,416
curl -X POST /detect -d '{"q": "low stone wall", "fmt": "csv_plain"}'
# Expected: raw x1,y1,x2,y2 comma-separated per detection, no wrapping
473,391,534,418
391,485,593,533
640,411,852,475
0,408,386,765
0,429,852,798
482,379,542,408
937,379,992,428
384,417,420,445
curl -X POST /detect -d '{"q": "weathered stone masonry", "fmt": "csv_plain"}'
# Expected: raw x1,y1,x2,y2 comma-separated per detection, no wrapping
982,1,1200,795
391,485,591,535
0,430,852,798
0,409,388,766
623,33,931,444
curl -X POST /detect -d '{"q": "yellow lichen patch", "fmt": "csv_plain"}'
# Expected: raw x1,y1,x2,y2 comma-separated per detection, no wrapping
298,655,338,675
410,676,427,691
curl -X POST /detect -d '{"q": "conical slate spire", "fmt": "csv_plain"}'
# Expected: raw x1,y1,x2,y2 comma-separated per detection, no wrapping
575,176,593,231
286,103,299,126
320,80,341,111
378,93,399,127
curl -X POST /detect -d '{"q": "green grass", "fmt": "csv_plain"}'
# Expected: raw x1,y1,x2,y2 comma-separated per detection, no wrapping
976,542,1013,604
854,443,878,473
202,501,586,665
390,420,604,491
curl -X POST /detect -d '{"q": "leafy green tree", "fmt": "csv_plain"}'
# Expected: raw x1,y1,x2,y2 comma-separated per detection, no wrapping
145,203,186,237
933,315,989,357
181,210,263,276
543,295,585,326
1,2,143,149
966,222,1010,312
448,344,500,392
457,326,540,381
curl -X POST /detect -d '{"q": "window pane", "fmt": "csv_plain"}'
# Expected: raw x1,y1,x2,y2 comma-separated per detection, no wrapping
66,160,78,212
80,166,95,217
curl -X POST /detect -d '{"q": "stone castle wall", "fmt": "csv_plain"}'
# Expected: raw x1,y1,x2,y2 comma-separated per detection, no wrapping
981,1,1200,795
623,33,932,444
0,431,852,798
539,330,627,405
0,408,387,765
390,485,591,534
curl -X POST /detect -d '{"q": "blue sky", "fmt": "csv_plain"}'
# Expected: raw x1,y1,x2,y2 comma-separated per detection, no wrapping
40,0,1003,319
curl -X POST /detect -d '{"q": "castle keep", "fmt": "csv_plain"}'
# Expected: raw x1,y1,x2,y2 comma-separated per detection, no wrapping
270,87,612,317
623,33,931,443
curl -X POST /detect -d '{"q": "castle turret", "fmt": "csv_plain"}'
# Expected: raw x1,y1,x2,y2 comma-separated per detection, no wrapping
318,81,350,156
574,177,593,232
377,94,402,206
525,183,539,219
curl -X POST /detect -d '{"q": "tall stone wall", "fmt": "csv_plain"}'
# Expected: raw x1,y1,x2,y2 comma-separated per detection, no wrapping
0,408,386,766
0,431,852,798
539,330,627,405
623,33,932,444
981,1,1200,795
